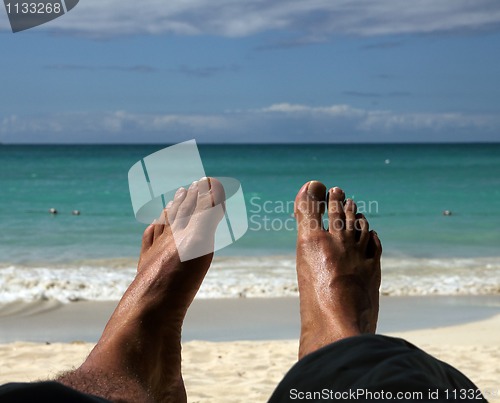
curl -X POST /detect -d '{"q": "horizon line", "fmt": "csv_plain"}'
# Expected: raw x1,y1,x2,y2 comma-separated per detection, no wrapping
1,141,500,146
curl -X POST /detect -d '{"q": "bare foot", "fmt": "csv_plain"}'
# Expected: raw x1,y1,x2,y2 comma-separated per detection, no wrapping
294,181,382,359
58,177,225,403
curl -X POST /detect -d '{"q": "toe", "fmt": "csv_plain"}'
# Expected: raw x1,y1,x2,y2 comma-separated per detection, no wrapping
196,177,226,211
174,181,199,228
166,187,187,225
141,224,155,252
294,181,327,233
194,177,226,224
327,187,346,233
356,213,370,246
153,213,165,240
366,230,382,259
344,199,357,234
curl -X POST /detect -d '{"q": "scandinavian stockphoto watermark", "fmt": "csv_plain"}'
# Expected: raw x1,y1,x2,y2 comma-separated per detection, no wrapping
249,196,379,232
128,140,248,262
3,0,79,33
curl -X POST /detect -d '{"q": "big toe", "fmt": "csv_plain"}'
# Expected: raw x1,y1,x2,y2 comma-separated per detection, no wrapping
190,177,226,231
294,181,327,232
196,177,226,212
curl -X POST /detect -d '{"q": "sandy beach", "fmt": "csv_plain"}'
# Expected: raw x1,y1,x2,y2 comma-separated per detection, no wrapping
1,296,499,402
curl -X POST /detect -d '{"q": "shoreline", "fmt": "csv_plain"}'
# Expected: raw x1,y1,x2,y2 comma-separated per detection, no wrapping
2,255,500,302
1,295,499,343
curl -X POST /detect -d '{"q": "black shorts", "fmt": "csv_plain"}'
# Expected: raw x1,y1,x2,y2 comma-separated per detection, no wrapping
269,335,486,402
0,381,110,402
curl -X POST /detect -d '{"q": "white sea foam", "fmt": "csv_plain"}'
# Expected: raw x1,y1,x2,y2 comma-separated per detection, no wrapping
0,256,499,303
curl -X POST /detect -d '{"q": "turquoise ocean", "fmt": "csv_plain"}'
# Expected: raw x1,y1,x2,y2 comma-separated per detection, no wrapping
1,144,499,302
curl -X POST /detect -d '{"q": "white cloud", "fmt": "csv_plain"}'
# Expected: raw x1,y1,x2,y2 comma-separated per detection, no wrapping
0,111,230,143
258,103,312,113
1,104,497,143
257,103,365,118
2,0,500,38
357,111,493,132
1,114,64,134
255,103,495,132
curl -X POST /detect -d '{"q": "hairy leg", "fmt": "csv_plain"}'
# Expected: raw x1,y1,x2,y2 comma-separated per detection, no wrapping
57,177,225,402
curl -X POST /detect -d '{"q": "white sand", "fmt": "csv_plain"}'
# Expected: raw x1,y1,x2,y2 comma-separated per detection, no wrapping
1,315,499,402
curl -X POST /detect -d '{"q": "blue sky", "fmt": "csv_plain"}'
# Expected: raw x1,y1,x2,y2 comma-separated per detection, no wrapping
1,0,500,143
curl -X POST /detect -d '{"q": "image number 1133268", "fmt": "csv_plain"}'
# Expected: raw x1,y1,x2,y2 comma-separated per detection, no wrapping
5,2,62,14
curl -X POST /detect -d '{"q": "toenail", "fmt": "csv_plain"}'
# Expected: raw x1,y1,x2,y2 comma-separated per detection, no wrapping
189,181,198,189
174,187,186,198
307,181,325,199
336,187,346,196
199,181,212,195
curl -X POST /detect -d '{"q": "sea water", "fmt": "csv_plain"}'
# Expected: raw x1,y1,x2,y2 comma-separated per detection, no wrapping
1,144,499,302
